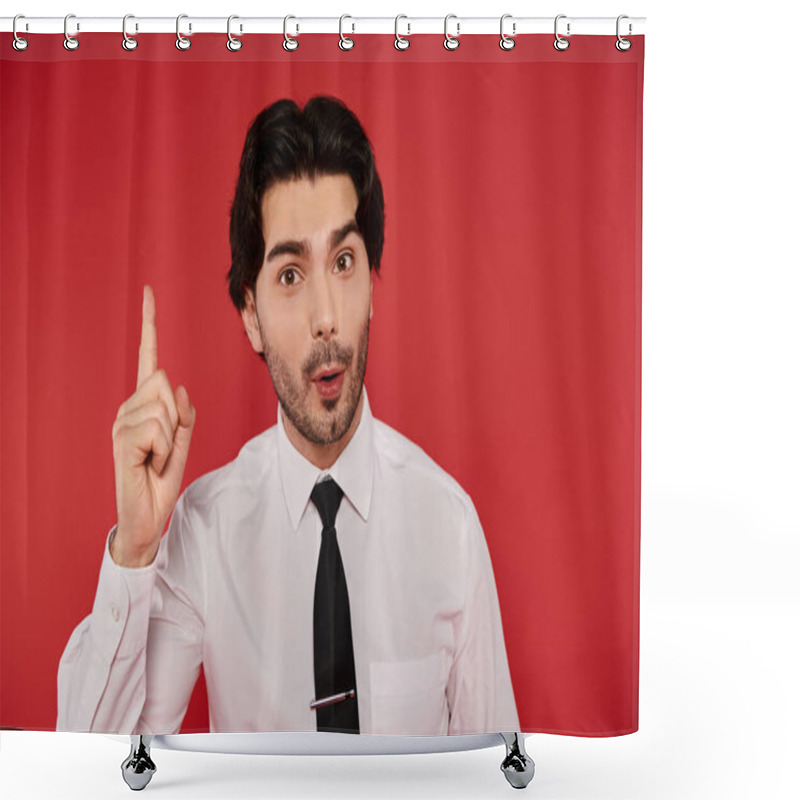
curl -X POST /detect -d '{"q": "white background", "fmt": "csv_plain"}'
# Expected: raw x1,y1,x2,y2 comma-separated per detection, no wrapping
2,1,798,798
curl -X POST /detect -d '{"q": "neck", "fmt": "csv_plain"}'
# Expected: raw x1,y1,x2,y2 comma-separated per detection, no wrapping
282,390,364,471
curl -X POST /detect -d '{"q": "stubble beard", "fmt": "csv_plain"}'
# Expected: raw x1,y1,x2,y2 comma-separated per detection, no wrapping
261,316,370,447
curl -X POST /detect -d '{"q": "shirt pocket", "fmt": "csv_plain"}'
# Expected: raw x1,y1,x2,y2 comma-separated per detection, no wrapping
369,651,448,736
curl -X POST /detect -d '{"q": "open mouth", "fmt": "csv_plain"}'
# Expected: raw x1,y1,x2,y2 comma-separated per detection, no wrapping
313,369,345,398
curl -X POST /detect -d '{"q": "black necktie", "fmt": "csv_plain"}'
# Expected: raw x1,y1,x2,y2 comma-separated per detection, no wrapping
310,477,360,733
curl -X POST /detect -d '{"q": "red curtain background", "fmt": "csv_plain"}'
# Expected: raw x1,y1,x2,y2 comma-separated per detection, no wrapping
0,32,643,735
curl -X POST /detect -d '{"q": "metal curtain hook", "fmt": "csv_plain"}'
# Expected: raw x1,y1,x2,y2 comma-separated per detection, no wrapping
554,14,570,51
394,14,410,50
616,14,632,51
122,14,138,51
444,13,460,51
227,15,243,51
283,15,299,51
176,13,191,50
12,14,29,51
500,14,516,50
339,14,354,50
64,13,79,51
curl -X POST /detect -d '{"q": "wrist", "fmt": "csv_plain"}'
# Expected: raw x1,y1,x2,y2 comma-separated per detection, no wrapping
110,526,159,568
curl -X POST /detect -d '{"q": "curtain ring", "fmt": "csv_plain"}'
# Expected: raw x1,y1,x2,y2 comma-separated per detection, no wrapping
443,14,460,51
283,15,299,51
176,14,191,50
12,14,29,51
227,15,243,51
616,15,632,51
339,14,355,50
122,14,138,51
554,14,570,51
499,14,516,50
64,13,79,51
394,15,410,50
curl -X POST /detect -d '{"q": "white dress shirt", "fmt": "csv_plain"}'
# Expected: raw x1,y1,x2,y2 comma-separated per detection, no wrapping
57,385,519,736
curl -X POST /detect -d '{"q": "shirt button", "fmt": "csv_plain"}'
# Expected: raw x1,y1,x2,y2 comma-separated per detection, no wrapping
111,604,120,622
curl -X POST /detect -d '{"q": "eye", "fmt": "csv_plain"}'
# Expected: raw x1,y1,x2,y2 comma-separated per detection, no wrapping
279,267,299,287
336,252,354,272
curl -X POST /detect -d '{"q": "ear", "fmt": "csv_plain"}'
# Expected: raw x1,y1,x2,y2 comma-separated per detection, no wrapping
369,273,374,321
241,287,265,354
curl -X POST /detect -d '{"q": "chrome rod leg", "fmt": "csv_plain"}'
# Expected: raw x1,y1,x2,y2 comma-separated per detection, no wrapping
500,732,535,789
121,734,157,791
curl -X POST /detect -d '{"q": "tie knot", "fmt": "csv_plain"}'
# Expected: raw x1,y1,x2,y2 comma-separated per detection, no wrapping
310,477,344,530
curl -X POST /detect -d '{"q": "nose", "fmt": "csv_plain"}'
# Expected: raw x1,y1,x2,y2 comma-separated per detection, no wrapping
310,269,337,341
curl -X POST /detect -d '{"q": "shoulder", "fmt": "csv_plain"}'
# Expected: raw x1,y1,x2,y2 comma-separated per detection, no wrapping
372,417,479,528
179,425,278,517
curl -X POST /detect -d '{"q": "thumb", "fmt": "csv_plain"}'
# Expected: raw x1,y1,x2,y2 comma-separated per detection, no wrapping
163,384,195,482
174,384,196,444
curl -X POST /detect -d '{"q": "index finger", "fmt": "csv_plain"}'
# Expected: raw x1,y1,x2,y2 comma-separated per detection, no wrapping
137,285,158,390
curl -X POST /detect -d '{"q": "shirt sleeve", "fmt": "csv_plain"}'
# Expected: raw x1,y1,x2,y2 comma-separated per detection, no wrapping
446,497,520,735
56,493,205,734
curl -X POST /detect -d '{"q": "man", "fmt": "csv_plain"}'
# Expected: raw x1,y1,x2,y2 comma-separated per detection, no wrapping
57,96,519,736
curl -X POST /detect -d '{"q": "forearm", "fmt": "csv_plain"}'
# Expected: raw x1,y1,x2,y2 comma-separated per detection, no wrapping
57,526,157,733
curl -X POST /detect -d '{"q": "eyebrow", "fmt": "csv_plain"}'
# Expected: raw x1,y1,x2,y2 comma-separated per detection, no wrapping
265,219,361,265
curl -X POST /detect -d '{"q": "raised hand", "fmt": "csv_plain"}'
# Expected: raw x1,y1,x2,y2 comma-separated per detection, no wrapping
110,285,196,567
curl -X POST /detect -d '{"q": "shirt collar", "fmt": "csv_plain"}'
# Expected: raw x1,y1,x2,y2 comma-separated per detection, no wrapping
277,384,375,531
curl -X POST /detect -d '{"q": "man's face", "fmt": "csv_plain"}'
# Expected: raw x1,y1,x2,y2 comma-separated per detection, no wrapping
241,173,373,447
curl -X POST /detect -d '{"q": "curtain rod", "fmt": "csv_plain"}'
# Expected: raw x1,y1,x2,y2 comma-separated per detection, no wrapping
2,16,646,37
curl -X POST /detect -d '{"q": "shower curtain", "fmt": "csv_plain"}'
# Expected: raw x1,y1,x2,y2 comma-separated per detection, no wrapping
0,29,644,737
